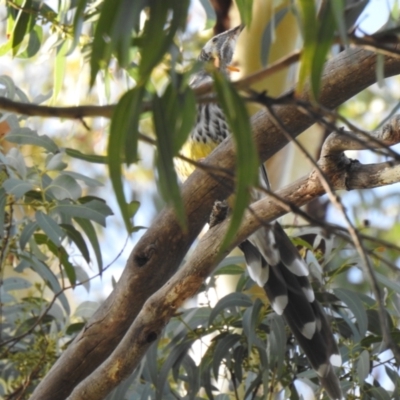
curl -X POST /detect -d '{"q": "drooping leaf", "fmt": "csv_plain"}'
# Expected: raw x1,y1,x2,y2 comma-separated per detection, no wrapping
236,0,253,27
108,86,144,232
61,223,90,263
153,91,186,228
212,333,241,379
310,1,336,97
213,72,259,253
296,0,317,93
74,217,103,273
356,349,370,387
35,210,66,247
260,7,288,66
334,288,368,338
18,24,42,58
156,340,194,400
34,233,76,286
139,1,189,82
11,0,36,55
65,148,108,164
19,221,38,250
209,292,252,324
25,254,70,315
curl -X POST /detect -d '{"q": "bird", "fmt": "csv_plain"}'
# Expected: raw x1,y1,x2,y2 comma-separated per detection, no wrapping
175,25,343,400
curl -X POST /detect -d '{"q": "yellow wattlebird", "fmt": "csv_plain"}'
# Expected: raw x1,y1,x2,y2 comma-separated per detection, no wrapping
175,26,342,400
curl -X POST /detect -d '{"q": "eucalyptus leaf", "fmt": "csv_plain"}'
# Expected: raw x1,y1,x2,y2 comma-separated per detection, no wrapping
5,127,58,153
213,72,258,253
356,349,370,386
3,177,35,199
209,292,252,324
47,174,82,201
35,210,65,247
334,288,368,338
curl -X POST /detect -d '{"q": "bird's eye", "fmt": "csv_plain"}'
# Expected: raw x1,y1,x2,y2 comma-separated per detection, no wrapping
212,37,218,43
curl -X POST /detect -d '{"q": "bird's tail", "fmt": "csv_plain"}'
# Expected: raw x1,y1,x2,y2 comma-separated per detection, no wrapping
240,222,342,400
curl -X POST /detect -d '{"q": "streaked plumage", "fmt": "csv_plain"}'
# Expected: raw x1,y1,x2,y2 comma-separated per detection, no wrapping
177,26,342,400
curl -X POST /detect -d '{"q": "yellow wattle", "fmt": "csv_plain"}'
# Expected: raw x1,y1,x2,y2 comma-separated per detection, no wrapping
175,138,219,182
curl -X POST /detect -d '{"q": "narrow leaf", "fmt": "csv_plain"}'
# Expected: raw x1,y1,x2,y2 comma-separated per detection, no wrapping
35,210,65,247
108,87,144,232
213,72,259,253
74,217,103,273
334,288,368,338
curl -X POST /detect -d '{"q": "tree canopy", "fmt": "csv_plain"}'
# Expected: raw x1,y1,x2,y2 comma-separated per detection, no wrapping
1,1,400,399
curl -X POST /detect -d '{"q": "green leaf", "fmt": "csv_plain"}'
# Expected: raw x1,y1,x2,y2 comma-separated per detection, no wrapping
35,233,76,286
61,223,90,263
3,177,35,199
65,148,108,164
11,0,35,55
260,7,288,66
52,200,112,227
376,272,400,294
330,0,347,47
46,152,68,171
209,292,252,324
71,0,89,55
108,87,144,232
6,127,58,153
153,87,188,227
18,24,42,58
356,349,370,387
19,221,38,250
54,39,69,101
61,171,103,187
74,217,103,274
242,298,264,351
213,72,259,253
213,264,244,276
156,340,194,400
90,0,123,86
26,254,70,315
46,175,82,201
139,1,189,82
310,1,336,97
334,288,368,338
35,210,65,247
296,0,317,93
236,0,253,27
3,277,32,291
267,314,286,376
212,333,241,379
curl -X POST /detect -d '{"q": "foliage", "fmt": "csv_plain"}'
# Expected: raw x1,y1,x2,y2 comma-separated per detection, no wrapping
0,0,400,399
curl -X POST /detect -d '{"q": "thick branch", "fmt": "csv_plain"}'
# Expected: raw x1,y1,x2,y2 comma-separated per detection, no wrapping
31,46,400,400
68,116,400,399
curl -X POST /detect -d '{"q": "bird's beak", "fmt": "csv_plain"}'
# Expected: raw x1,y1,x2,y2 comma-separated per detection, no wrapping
226,64,240,72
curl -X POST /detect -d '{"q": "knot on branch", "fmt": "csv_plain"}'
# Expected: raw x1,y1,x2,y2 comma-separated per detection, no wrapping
133,244,156,267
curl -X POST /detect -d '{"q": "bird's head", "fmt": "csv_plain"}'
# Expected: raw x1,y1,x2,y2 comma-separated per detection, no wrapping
198,25,243,74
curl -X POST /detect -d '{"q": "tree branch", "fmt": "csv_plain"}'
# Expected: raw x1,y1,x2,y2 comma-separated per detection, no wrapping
31,45,400,400
67,115,400,400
